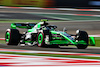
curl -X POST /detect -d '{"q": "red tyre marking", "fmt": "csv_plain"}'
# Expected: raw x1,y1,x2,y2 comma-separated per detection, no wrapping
5,29,11,45
37,32,44,47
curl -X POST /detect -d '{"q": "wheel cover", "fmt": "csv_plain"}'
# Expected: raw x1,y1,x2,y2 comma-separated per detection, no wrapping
38,33,43,46
5,32,10,43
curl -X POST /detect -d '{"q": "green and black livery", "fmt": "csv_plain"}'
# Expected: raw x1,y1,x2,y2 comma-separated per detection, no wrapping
5,19,95,49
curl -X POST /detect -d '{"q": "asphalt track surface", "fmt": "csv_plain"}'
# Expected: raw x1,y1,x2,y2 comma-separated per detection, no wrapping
1,44,100,53
0,8,100,53
0,12,59,20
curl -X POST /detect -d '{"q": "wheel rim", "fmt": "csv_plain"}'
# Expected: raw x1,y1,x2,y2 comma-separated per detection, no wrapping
5,32,10,43
38,33,43,46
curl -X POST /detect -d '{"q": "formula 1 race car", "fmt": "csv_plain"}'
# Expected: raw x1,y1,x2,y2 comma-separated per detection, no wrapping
5,19,95,49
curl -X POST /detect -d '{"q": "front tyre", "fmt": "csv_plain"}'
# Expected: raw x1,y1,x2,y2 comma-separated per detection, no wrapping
5,29,20,45
75,30,88,49
37,32,46,47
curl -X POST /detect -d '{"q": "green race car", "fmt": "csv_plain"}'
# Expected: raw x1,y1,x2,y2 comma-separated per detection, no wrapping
5,19,95,49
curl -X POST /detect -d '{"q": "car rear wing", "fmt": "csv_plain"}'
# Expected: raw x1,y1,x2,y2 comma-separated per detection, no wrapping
11,23,36,29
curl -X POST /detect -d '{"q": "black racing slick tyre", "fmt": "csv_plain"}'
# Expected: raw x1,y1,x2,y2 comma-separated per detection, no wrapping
5,29,21,46
37,32,46,47
75,30,88,49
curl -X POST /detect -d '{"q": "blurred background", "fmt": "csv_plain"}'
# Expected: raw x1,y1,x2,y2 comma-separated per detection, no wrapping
0,0,100,38
0,0,100,54
0,0,100,8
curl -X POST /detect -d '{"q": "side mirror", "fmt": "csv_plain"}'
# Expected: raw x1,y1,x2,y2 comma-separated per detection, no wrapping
63,27,67,32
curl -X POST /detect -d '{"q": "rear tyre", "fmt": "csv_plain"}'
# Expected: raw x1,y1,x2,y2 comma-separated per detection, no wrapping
75,30,88,49
5,29,21,46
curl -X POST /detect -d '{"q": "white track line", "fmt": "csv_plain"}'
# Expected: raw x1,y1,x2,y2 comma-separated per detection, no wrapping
0,48,100,57
29,12,100,17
